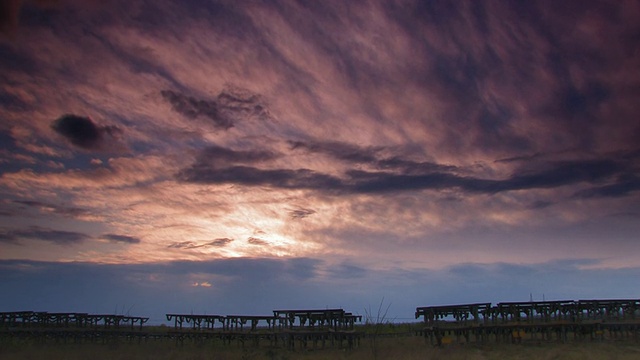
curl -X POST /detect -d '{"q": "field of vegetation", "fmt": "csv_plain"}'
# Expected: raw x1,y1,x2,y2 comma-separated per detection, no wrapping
2,335,640,360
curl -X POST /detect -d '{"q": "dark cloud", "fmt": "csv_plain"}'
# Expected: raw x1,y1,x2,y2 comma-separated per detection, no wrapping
167,241,197,249
208,238,234,247
168,238,233,249
0,0,20,34
0,0,66,35
289,140,458,174
350,158,629,194
179,142,637,197
14,200,89,218
102,234,141,244
177,165,343,191
529,200,554,210
247,237,268,246
573,175,640,199
216,87,271,121
0,90,30,112
161,87,270,130
193,145,278,168
51,114,122,150
0,226,88,245
495,152,548,164
0,232,19,244
470,159,625,193
289,207,316,219
289,140,380,164
347,170,458,193
161,90,229,129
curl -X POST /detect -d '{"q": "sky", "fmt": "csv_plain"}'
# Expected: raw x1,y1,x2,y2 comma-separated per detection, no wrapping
1,0,639,324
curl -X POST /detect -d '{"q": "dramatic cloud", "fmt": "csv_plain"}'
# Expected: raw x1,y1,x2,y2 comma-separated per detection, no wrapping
51,115,122,150
177,142,636,197
1,0,639,319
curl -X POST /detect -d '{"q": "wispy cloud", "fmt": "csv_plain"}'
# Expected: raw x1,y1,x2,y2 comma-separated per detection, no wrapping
102,234,141,244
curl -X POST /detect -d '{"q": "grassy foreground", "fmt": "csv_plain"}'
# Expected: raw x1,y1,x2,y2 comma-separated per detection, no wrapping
2,336,640,360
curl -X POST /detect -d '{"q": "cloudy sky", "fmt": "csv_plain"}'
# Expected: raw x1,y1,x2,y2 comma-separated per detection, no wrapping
1,0,639,323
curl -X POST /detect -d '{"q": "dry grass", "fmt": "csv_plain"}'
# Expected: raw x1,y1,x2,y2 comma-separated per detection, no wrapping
1,337,640,360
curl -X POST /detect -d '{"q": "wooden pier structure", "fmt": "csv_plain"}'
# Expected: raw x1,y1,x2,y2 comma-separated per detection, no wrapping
416,299,640,345
1,308,362,349
163,309,362,349
0,311,150,343
3,299,638,348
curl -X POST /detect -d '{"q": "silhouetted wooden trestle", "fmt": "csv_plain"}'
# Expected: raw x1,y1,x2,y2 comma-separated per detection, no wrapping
0,311,151,344
163,309,362,349
416,299,640,345
0,311,149,330
0,309,362,349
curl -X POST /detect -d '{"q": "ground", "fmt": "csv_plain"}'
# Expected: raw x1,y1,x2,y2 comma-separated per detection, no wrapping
2,336,640,360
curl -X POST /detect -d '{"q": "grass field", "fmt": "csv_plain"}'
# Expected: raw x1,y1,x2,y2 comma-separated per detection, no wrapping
2,336,640,360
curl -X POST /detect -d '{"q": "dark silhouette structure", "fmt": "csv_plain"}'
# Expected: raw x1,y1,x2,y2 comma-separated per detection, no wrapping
416,299,640,345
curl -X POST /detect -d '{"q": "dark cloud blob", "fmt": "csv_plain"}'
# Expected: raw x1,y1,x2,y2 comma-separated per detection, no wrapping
168,238,233,249
247,237,268,246
0,226,88,245
102,234,141,244
51,114,122,150
289,208,316,219
161,87,270,130
161,90,230,129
